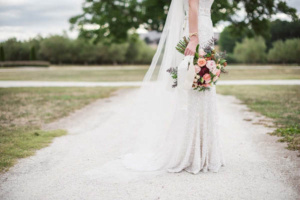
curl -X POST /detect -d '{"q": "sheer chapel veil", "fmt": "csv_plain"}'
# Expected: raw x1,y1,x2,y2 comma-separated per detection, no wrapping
120,0,190,171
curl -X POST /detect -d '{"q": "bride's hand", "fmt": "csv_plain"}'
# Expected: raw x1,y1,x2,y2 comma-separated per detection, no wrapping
184,37,199,56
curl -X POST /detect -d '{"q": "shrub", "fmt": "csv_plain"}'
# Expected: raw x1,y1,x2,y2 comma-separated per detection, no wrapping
233,37,267,63
268,38,300,64
0,34,155,65
0,46,5,61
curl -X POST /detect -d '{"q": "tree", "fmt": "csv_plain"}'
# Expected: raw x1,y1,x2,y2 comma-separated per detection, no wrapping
70,0,141,43
70,0,298,42
233,37,267,63
1,38,30,61
39,36,73,64
30,46,36,61
266,20,300,48
268,39,300,64
0,46,5,61
218,26,246,53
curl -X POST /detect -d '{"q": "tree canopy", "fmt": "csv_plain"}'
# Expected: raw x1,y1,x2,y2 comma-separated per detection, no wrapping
70,0,298,42
219,19,300,53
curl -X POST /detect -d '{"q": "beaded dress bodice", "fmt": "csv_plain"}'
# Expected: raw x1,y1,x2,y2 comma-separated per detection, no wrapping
183,0,214,48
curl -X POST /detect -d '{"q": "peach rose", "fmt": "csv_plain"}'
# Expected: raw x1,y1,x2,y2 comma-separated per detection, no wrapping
194,65,201,73
197,58,207,67
215,69,221,77
203,73,211,83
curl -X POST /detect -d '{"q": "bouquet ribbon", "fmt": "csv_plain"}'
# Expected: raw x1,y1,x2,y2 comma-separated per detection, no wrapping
177,55,195,90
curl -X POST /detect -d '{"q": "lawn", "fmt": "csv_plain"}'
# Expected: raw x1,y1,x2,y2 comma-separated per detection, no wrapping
0,65,299,82
221,66,300,80
0,66,147,82
217,85,300,152
0,87,120,172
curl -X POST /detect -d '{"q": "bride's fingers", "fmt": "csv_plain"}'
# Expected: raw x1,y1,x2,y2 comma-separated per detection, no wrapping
184,48,188,56
185,49,189,56
186,49,191,56
185,47,191,56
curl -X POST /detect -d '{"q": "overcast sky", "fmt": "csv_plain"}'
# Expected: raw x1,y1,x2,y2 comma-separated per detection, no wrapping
0,0,299,42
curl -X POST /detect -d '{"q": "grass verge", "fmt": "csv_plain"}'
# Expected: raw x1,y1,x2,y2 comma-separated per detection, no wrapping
0,87,119,172
217,85,300,153
0,65,299,81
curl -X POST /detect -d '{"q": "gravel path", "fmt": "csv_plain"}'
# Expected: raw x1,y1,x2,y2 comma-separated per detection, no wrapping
0,89,299,200
0,80,300,87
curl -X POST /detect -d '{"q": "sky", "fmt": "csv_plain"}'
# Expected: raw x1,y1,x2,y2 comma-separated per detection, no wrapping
0,0,83,41
0,0,299,42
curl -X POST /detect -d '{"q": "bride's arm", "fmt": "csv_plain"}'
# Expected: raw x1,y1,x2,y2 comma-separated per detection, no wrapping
184,0,199,56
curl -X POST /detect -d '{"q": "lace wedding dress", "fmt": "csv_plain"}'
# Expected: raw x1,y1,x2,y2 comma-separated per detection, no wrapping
122,0,224,174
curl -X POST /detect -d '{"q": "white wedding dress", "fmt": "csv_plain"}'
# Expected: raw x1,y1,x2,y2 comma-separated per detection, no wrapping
122,0,224,174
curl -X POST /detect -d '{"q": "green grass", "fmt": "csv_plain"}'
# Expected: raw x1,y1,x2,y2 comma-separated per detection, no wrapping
221,67,300,80
217,85,300,152
0,67,147,82
0,87,120,172
0,65,299,82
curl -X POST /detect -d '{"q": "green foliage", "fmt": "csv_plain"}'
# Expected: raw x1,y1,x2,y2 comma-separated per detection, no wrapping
39,35,73,64
233,37,267,63
265,20,300,48
218,26,246,53
270,126,300,151
70,0,298,41
1,38,30,61
30,46,36,61
175,37,189,55
69,0,142,43
268,39,300,64
0,35,154,65
270,20,300,42
0,46,5,61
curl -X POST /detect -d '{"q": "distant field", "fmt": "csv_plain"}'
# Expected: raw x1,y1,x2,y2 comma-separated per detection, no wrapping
0,65,299,82
222,66,300,80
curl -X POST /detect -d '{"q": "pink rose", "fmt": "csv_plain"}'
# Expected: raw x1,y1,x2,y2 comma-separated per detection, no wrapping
206,60,216,71
194,65,201,73
203,73,211,83
215,69,221,77
197,58,207,67
199,49,207,57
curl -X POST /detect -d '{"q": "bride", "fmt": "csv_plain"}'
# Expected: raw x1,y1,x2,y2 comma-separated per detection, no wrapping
121,0,225,174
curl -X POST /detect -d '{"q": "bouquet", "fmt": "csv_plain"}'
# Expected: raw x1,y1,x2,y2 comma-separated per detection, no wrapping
167,37,227,92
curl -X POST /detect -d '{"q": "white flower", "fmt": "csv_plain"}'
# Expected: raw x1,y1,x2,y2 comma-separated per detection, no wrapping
199,49,207,57
206,60,216,72
212,68,218,75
